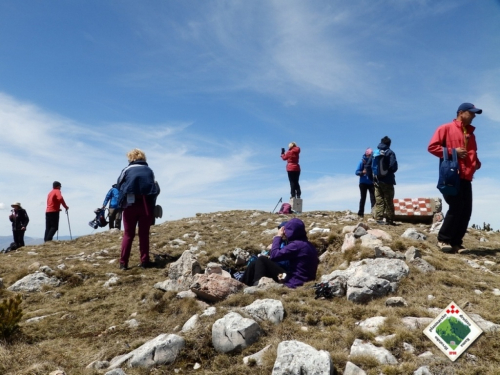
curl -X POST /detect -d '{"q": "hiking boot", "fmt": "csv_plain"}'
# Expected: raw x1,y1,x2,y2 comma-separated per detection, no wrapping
438,242,453,253
119,263,128,270
453,245,469,254
138,262,153,269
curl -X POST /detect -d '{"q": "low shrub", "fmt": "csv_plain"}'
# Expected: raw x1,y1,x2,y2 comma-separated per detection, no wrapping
0,295,23,341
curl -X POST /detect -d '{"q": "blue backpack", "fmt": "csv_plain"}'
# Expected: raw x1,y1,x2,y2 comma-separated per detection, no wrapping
437,147,460,196
371,149,389,181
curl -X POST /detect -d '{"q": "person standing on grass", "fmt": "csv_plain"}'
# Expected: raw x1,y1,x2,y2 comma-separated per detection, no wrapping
355,148,375,219
9,202,29,248
281,142,301,199
373,136,398,225
428,103,482,254
102,184,122,230
116,148,159,270
44,181,69,242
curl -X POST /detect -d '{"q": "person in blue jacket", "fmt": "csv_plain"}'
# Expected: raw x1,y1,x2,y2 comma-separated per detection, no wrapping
102,184,121,230
355,148,375,219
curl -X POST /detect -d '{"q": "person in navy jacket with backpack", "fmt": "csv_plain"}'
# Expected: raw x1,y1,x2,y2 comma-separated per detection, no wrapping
116,148,159,270
355,148,375,219
373,136,398,225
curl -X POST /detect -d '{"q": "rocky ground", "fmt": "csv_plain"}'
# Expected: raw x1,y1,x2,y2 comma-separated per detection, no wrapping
1,209,500,375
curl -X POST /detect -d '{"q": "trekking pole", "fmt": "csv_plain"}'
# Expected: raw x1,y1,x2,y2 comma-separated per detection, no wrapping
66,210,73,240
271,197,282,213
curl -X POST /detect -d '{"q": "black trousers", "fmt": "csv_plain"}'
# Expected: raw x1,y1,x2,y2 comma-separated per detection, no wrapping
438,179,472,246
358,183,375,216
44,211,60,242
287,171,301,198
241,256,286,286
13,230,25,247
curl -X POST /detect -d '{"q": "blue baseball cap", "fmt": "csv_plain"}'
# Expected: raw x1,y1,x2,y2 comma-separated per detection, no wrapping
278,221,288,229
457,103,482,114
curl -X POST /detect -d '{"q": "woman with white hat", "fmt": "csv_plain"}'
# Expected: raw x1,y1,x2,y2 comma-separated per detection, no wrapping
9,202,29,248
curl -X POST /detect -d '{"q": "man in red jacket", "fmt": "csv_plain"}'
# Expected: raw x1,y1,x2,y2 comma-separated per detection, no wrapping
428,103,482,253
44,181,69,242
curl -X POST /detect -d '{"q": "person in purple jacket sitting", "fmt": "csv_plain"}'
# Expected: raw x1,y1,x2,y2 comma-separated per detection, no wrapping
241,218,318,288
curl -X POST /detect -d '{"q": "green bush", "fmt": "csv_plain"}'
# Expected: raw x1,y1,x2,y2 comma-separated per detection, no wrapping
0,295,23,340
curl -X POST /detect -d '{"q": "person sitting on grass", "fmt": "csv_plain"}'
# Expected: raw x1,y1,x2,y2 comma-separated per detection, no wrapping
241,218,318,288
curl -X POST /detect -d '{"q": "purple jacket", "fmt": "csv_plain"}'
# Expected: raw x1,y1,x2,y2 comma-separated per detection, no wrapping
270,218,318,288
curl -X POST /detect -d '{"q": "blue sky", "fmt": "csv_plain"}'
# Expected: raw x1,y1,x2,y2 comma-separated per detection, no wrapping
1,0,500,238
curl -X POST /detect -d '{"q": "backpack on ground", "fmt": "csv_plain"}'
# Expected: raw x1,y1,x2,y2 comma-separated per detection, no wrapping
278,203,292,214
88,208,108,229
437,147,460,196
371,149,389,180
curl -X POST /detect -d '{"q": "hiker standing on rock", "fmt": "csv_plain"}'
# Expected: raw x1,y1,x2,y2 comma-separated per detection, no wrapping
355,148,375,219
428,103,482,254
102,184,122,230
44,181,69,242
9,202,29,248
116,148,159,270
281,142,301,199
241,218,318,288
373,136,398,225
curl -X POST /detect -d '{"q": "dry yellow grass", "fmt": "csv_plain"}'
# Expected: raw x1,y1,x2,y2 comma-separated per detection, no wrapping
0,209,499,374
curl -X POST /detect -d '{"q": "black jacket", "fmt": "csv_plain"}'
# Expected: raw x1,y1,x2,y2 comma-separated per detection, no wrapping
10,209,29,230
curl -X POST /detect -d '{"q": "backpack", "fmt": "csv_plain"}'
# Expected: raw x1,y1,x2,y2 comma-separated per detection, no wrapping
371,149,389,180
437,147,460,196
278,203,292,214
363,155,373,181
88,208,108,229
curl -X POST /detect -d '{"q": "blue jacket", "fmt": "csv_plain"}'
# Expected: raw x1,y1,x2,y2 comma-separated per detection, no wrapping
103,187,120,209
376,143,398,185
116,160,159,207
355,155,373,185
270,218,318,288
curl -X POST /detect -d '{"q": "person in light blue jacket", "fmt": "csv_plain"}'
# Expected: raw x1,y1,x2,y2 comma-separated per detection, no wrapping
102,184,121,230
355,148,375,219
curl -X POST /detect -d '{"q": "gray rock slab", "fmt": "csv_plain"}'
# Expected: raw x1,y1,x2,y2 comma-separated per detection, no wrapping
356,316,387,333
414,365,433,375
349,339,397,365
7,271,60,292
401,228,427,241
108,334,185,369
272,340,334,375
212,312,261,353
344,361,367,375
409,258,436,273
244,299,284,325
401,317,433,330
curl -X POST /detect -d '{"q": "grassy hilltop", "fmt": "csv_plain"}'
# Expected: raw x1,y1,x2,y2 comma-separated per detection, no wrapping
1,210,500,375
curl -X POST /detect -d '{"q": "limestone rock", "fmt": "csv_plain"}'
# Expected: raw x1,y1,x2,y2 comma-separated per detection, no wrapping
401,317,433,330
244,299,284,324
7,271,60,292
385,297,408,307
401,228,427,241
360,234,383,249
212,312,261,353
409,258,435,273
272,340,334,375
349,338,397,365
168,250,202,280
356,316,387,333
405,246,421,261
342,233,356,252
374,246,405,259
243,344,272,366
344,361,367,375
181,314,199,332
107,334,185,369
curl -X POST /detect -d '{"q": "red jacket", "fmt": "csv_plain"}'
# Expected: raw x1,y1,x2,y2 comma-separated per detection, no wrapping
46,188,68,212
428,119,480,181
281,146,301,172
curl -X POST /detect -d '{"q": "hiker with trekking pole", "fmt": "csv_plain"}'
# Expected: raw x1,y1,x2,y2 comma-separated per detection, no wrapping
44,181,69,242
